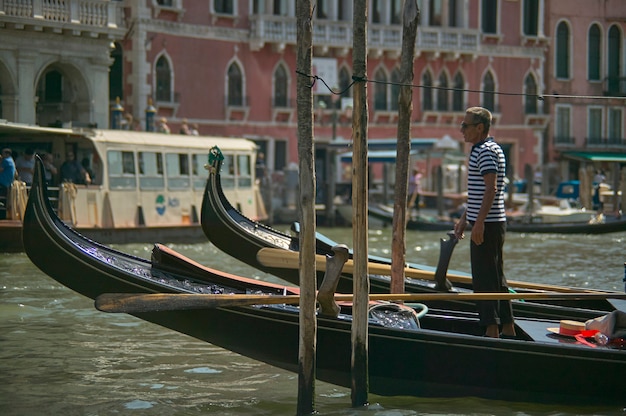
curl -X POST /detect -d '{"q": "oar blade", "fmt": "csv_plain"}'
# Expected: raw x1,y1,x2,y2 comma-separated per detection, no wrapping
95,293,301,313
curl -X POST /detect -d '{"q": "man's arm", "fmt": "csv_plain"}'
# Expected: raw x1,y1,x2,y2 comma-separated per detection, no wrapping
471,172,497,245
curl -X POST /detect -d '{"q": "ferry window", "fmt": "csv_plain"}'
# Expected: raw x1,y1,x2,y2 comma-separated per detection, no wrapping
237,154,252,188
166,153,190,190
192,154,208,190
221,154,235,189
138,151,164,190
107,150,137,189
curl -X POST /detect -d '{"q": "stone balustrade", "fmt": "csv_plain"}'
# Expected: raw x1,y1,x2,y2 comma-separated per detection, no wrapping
0,0,123,29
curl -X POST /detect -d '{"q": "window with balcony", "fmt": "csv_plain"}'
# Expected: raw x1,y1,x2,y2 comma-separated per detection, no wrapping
273,64,288,108
482,71,495,112
588,24,601,81
588,107,603,145
448,0,461,27
214,0,234,15
372,0,382,24
481,0,498,34
556,21,570,79
524,74,538,114
374,69,388,111
338,1,352,21
452,72,464,112
422,71,433,111
429,0,443,27
227,63,243,107
522,0,538,36
555,105,572,146
437,72,449,111
155,56,172,102
316,0,328,19
391,0,402,24
273,0,288,15
607,25,623,95
608,108,623,143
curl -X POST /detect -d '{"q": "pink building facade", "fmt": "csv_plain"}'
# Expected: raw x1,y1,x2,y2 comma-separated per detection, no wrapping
1,0,624,198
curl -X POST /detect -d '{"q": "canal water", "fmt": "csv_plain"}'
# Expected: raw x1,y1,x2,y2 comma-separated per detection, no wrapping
1,227,625,415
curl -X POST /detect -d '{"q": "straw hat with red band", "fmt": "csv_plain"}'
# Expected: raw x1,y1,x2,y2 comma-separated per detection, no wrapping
547,320,599,338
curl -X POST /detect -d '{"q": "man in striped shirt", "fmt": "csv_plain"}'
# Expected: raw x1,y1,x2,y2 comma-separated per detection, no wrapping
453,107,515,339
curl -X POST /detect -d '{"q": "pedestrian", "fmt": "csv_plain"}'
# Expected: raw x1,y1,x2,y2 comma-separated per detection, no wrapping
15,148,35,186
0,148,16,187
190,123,199,135
157,117,171,134
453,106,515,339
42,153,58,185
179,118,191,135
0,148,17,220
407,168,423,212
60,151,91,185
81,157,96,183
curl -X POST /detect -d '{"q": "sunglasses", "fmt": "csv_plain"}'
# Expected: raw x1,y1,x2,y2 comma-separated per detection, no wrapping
460,122,481,130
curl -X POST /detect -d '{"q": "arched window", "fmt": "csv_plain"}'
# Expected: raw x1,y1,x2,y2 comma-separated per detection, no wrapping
452,72,464,111
588,24,601,81
390,68,401,111
155,56,172,102
482,71,495,112
422,71,433,111
437,72,449,111
524,74,538,114
607,25,622,94
556,22,570,79
273,64,288,107
42,69,63,102
373,69,387,111
227,63,243,106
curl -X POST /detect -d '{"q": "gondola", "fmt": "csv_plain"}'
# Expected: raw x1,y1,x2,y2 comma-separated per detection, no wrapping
22,156,626,407
368,203,457,231
369,201,626,234
506,216,626,234
200,147,617,320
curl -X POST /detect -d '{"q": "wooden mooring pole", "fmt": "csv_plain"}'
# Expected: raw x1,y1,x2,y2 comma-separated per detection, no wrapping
351,0,369,408
391,0,420,294
295,1,316,414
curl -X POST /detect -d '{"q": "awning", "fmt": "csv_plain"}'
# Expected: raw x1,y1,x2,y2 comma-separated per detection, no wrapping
329,138,439,151
339,149,419,163
561,151,626,163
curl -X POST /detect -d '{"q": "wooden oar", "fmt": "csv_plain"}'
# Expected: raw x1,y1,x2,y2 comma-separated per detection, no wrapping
95,292,626,314
256,247,614,294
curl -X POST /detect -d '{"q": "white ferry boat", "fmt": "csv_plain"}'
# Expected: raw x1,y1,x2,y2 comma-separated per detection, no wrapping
0,122,265,251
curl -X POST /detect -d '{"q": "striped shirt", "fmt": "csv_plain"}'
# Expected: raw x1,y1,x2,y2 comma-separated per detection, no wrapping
466,137,506,223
